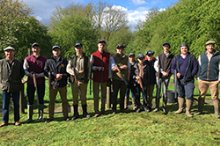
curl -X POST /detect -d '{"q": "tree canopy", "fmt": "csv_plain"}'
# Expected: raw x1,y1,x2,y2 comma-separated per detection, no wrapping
133,0,220,57
1,0,220,59
0,0,51,59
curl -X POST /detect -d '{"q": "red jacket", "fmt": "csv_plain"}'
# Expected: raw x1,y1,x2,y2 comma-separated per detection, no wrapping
91,50,110,82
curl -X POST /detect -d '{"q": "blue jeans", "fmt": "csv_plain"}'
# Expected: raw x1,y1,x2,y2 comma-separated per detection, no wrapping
2,90,20,123
155,77,170,107
27,83,45,105
126,84,140,108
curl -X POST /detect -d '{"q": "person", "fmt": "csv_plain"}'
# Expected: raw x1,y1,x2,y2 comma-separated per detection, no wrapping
197,40,220,118
90,40,111,117
0,46,24,127
153,42,174,113
44,45,69,122
145,50,156,111
67,42,90,120
112,44,130,113
171,43,198,117
135,53,149,112
23,43,46,122
124,53,139,110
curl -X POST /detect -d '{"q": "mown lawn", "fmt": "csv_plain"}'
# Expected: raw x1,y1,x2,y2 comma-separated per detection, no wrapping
0,80,220,146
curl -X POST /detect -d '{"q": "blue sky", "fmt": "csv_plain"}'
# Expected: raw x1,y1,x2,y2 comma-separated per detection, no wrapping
21,0,178,30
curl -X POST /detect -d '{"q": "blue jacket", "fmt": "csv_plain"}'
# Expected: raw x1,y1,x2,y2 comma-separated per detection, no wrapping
44,56,68,88
171,53,198,83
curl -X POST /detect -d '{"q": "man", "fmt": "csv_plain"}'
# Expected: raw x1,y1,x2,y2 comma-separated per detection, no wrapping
44,45,69,122
0,46,24,127
154,42,174,113
90,40,111,117
135,53,149,112
23,43,46,122
67,42,90,120
112,44,130,113
171,43,198,117
125,53,139,110
145,50,156,111
197,40,220,118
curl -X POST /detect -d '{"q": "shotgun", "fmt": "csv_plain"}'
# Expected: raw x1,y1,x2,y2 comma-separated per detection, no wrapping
32,73,39,105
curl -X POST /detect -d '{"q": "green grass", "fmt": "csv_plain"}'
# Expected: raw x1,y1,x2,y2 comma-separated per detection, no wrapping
0,80,219,146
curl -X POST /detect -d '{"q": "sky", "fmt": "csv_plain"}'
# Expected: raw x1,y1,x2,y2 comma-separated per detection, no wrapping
20,0,178,30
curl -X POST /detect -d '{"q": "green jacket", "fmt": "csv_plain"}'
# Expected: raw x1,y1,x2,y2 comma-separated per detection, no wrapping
112,53,129,81
0,59,24,92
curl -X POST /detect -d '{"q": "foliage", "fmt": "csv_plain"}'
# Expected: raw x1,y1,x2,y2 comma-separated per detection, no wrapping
134,0,220,57
49,4,98,57
49,2,134,57
0,0,51,59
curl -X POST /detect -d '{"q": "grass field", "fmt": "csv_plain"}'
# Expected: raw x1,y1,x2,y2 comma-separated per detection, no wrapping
0,80,220,146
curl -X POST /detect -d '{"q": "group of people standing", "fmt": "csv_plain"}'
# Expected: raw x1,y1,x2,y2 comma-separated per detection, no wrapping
0,39,219,127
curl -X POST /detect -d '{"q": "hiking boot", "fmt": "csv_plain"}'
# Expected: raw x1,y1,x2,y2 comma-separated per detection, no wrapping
45,118,54,123
0,122,8,127
38,104,44,121
27,105,33,123
82,104,90,118
94,113,101,117
162,106,167,114
14,121,21,126
64,117,70,121
72,105,79,120
153,108,159,112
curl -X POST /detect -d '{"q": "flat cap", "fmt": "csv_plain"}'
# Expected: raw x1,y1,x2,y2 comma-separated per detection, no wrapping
162,42,171,48
31,42,40,48
137,53,145,59
180,43,189,49
74,42,83,48
205,40,215,45
4,46,15,51
52,45,61,50
116,44,126,49
98,39,106,44
128,53,135,57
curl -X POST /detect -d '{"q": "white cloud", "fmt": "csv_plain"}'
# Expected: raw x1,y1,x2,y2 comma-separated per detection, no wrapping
127,8,149,31
20,1,153,30
20,0,79,24
35,16,43,21
111,5,128,11
102,5,148,31
131,0,146,5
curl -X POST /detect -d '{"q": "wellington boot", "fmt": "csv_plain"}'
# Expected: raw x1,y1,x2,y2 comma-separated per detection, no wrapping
186,99,193,117
175,97,184,114
213,99,220,119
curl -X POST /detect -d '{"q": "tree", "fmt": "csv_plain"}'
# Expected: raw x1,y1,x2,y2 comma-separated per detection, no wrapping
0,0,51,59
92,2,128,42
49,4,98,57
133,0,220,57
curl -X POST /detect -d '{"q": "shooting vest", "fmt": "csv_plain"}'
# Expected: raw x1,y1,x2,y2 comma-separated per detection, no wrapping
91,50,110,82
69,53,89,83
199,51,220,81
112,53,128,81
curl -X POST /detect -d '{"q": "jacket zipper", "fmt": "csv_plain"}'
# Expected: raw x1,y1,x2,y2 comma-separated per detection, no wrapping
206,61,210,80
